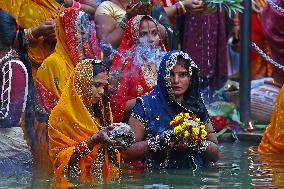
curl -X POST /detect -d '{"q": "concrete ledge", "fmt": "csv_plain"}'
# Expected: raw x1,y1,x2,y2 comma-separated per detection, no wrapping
219,131,264,143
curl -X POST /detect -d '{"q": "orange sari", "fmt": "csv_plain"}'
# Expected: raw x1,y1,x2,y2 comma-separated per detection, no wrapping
49,60,120,184
258,85,284,154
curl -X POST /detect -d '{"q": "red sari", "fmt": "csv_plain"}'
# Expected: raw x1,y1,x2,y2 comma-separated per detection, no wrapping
110,15,166,123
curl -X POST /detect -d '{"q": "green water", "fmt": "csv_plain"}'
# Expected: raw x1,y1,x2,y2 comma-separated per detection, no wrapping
1,142,284,188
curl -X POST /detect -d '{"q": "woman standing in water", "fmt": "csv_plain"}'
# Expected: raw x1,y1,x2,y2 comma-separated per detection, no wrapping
109,15,166,123
123,50,219,170
0,10,34,176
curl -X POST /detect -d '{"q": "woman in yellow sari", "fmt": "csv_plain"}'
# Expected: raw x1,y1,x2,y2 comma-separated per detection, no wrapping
36,7,100,118
0,0,61,76
49,59,120,184
33,7,100,178
258,85,284,154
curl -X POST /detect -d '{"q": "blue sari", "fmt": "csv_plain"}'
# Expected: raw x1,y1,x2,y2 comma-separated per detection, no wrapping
131,50,209,170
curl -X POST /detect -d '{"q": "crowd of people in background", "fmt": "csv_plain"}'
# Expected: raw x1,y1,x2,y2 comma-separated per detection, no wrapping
0,0,283,186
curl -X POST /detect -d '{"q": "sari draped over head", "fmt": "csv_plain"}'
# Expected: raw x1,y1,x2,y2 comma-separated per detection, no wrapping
18,0,60,73
131,50,209,169
36,7,100,118
110,15,166,123
258,85,284,154
49,60,119,182
261,0,284,84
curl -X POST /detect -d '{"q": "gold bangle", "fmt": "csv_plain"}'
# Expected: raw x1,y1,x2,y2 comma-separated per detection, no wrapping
179,1,187,14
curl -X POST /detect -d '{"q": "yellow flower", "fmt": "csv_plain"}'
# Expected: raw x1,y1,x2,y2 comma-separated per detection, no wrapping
200,125,206,130
201,129,207,139
174,125,182,134
174,115,182,122
170,121,175,127
192,127,199,136
184,130,189,137
184,113,190,119
195,118,200,123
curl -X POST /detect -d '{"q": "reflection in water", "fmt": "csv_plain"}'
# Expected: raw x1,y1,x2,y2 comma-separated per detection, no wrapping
1,142,284,188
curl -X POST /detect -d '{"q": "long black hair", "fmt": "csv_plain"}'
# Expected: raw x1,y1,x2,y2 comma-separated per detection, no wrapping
0,10,36,146
176,55,208,121
91,61,111,127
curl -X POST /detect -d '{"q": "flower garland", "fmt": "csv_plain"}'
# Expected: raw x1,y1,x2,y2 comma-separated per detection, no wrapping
170,112,207,147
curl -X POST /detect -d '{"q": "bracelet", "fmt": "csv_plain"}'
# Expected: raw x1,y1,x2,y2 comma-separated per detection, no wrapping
178,1,186,14
24,28,36,42
199,140,209,153
119,16,128,30
73,141,92,159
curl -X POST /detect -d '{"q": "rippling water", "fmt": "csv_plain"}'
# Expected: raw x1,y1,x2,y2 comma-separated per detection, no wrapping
1,142,284,188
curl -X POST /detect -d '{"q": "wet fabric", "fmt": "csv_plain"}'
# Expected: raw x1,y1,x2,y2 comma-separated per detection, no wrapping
258,85,284,154
132,50,209,169
48,60,120,181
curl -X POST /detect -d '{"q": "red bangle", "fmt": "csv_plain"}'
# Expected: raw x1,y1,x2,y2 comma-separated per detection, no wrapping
73,141,91,159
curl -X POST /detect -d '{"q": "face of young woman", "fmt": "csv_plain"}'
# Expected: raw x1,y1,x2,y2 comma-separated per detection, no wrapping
138,19,160,46
92,71,108,104
170,62,190,102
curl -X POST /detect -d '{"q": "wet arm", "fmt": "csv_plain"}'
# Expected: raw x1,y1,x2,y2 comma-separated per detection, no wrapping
122,116,150,162
203,121,220,163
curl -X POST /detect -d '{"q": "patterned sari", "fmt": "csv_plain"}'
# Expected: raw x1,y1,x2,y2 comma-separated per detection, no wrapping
261,0,284,85
131,50,209,170
109,15,166,123
36,7,100,118
258,85,284,154
0,0,61,76
33,7,100,177
49,60,120,183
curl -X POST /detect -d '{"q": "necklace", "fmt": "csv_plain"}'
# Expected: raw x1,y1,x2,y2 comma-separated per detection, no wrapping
0,49,16,65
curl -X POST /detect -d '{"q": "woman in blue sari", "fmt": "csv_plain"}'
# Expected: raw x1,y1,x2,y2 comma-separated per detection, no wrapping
123,50,219,170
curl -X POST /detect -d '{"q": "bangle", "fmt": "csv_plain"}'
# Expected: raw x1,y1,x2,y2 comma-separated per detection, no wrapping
178,1,186,14
73,141,92,159
25,28,36,42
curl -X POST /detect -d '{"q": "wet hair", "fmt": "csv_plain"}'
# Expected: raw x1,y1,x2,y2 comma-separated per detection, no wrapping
0,10,17,49
91,60,107,77
91,60,110,127
175,55,208,120
0,10,35,146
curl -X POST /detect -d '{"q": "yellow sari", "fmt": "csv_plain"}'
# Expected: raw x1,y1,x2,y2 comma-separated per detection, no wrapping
11,0,60,75
33,8,100,178
258,85,284,154
49,60,119,183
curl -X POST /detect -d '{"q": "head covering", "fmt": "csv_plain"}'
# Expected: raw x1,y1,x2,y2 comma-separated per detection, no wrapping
133,50,209,137
109,15,166,122
131,50,208,169
48,59,119,182
111,15,165,71
36,7,100,114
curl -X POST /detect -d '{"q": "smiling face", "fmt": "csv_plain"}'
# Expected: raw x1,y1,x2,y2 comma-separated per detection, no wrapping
138,19,160,46
91,71,108,104
170,61,190,102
